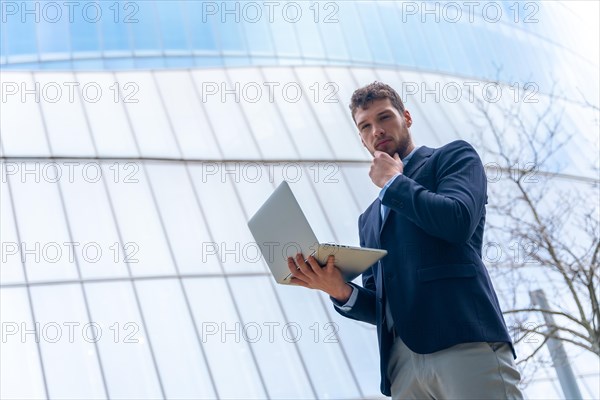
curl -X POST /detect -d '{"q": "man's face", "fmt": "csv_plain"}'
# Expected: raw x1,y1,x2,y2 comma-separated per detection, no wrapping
354,98,413,158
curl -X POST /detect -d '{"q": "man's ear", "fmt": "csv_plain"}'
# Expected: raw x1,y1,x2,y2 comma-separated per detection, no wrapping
403,110,413,127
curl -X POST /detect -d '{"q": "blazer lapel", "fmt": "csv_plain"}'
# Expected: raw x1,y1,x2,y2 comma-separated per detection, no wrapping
403,146,434,178
364,200,382,248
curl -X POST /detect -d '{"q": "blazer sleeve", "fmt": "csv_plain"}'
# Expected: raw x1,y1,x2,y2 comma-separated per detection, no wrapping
381,140,487,243
332,213,378,325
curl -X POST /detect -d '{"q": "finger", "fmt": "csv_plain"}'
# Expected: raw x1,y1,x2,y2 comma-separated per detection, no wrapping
375,151,392,160
393,153,401,162
324,255,337,275
296,253,315,280
326,254,335,268
306,255,323,276
287,256,298,274
288,256,307,280
289,277,310,288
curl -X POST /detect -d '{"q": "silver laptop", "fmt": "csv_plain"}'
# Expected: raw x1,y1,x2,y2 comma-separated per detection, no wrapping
247,181,387,285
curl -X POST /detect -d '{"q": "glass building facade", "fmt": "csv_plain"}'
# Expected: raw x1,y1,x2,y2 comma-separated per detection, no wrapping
1,1,598,399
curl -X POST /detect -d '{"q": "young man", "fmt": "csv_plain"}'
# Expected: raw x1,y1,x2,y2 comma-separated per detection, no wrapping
288,82,523,399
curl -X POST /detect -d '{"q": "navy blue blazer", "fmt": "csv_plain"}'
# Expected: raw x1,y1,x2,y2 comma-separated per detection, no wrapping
335,140,513,396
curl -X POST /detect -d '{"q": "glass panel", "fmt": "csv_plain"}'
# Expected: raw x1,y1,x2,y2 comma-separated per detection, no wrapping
316,290,380,396
267,2,301,59
415,70,465,142
3,2,38,58
322,66,357,114
229,276,316,399
375,1,414,67
562,2,600,67
8,163,78,282
475,19,522,83
115,71,181,158
0,72,51,156
190,69,261,159
153,70,221,159
130,1,161,53
446,75,516,168
260,67,333,159
450,20,488,80
232,163,295,270
309,166,361,246
135,279,216,399
581,375,600,399
420,16,457,74
315,2,349,62
104,57,135,69
295,67,365,159
184,1,219,53
34,72,96,156
0,287,46,400
35,3,70,60
194,55,223,67
228,163,277,217
273,282,361,398
40,59,72,70
0,15,6,62
133,54,166,69
226,68,297,159
85,281,163,399
435,18,475,77
482,19,524,83
187,164,267,274
336,2,372,64
531,36,564,95
563,102,600,177
99,2,132,53
101,162,176,277
76,72,139,157
212,4,247,57
341,165,380,212
392,2,435,70
184,277,267,399
240,10,275,57
155,1,189,51
144,162,221,275
347,67,377,90
29,284,106,399
223,55,252,67
355,2,393,65
70,3,100,54
292,4,325,60
436,74,483,143
71,58,104,70
0,173,25,284
58,162,129,280
164,56,195,68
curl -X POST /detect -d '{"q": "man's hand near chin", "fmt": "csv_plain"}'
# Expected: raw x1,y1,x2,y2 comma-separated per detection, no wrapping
287,253,353,303
369,151,404,188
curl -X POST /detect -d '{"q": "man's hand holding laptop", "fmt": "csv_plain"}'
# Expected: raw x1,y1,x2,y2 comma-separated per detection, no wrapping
287,253,353,303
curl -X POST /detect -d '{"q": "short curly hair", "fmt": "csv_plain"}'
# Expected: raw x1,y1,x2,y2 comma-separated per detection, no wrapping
349,81,405,123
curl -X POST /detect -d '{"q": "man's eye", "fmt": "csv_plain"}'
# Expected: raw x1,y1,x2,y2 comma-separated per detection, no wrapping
381,115,389,120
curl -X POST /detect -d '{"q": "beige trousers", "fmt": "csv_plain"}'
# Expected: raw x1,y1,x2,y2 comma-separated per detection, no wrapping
387,337,524,399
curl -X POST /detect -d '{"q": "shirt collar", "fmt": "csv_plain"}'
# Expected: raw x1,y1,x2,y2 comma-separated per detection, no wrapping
402,145,421,166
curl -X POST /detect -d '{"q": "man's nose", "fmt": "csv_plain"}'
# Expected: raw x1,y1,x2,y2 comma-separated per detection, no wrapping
371,124,384,137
